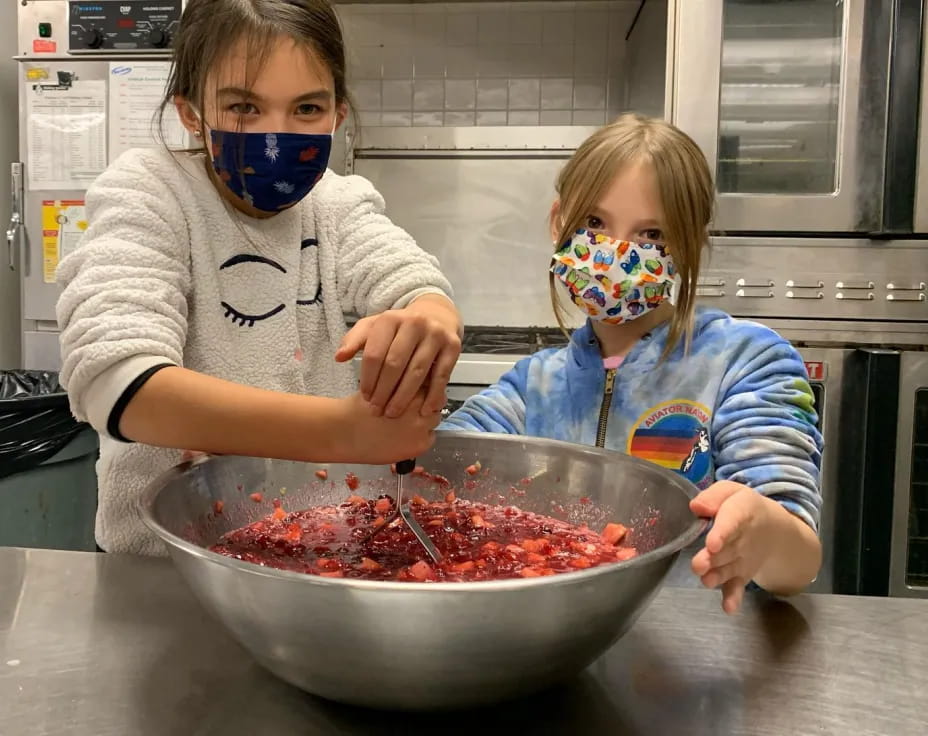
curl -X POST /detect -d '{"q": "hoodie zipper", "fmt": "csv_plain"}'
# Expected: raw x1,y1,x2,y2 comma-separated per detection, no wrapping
595,369,617,448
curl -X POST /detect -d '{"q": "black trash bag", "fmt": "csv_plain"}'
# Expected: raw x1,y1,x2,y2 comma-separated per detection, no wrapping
0,370,86,480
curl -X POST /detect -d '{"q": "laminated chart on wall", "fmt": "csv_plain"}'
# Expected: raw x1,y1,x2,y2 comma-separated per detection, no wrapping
108,62,189,161
26,81,107,190
41,200,87,284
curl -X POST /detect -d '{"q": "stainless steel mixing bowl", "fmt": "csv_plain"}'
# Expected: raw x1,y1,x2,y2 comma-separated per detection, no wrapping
140,432,706,711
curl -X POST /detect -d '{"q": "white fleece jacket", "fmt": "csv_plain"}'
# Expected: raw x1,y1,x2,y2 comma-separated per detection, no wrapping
56,147,452,555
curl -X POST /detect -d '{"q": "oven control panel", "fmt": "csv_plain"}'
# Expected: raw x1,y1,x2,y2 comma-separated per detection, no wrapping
68,1,181,52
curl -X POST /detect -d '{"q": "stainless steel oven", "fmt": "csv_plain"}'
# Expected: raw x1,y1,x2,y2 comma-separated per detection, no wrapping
890,351,928,597
670,0,928,599
673,0,925,236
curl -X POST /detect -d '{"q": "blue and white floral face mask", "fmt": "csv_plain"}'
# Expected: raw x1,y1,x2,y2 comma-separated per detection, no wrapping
551,228,676,324
207,127,333,213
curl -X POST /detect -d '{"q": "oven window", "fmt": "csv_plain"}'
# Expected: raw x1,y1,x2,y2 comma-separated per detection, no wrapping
717,0,843,194
906,388,928,587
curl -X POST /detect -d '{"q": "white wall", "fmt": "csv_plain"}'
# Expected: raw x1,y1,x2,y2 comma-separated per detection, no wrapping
0,0,20,368
337,1,662,129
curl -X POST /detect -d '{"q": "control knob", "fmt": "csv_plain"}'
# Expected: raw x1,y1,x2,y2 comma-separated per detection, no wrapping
147,29,169,49
82,28,104,49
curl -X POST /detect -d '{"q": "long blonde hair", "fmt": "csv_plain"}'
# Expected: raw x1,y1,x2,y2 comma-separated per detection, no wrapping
550,114,713,358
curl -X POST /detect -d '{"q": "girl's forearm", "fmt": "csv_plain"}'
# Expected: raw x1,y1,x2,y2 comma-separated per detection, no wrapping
753,501,822,595
118,366,347,461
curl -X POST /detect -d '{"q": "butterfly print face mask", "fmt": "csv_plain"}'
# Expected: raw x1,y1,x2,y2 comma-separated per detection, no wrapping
208,129,333,213
551,228,676,325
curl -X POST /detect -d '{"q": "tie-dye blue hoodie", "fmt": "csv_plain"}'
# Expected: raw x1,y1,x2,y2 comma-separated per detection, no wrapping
441,307,822,532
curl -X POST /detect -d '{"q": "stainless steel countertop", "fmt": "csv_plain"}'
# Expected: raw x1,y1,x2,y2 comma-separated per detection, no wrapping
1,547,926,735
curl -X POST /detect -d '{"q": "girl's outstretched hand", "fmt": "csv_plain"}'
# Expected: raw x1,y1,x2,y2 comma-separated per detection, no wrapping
689,480,821,615
335,295,462,418
689,481,780,614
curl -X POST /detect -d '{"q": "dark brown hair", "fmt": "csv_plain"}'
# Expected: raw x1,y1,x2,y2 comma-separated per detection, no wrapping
158,0,350,142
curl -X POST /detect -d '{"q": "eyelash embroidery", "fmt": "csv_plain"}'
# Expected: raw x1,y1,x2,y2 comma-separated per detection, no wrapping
221,301,286,327
296,283,322,306
300,238,318,250
219,253,287,274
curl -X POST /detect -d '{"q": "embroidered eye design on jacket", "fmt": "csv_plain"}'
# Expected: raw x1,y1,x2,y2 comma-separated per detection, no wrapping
219,253,287,327
297,283,322,307
297,238,323,307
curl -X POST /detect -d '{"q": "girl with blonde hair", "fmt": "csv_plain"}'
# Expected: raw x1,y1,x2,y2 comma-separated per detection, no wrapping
442,115,823,613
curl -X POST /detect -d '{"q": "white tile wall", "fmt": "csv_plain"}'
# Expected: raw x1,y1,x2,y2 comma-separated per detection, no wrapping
337,1,663,128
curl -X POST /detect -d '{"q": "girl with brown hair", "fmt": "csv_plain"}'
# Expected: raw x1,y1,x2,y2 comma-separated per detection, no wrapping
56,0,461,554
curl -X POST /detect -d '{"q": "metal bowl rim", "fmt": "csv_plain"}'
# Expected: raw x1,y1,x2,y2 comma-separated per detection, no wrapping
139,431,709,593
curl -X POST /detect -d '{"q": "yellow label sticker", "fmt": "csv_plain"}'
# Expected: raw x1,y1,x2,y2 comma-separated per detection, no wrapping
41,200,88,283
25,67,49,82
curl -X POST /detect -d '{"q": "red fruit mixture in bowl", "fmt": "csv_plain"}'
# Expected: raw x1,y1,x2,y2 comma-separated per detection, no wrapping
211,488,638,583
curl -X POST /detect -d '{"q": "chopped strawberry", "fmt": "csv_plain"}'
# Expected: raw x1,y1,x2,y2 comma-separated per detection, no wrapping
408,561,432,581
602,523,628,545
213,500,224,515
211,489,637,582
520,477,532,486
285,523,301,542
432,474,451,488
465,462,481,476
315,469,328,481
570,541,598,556
345,473,360,491
521,538,550,554
579,496,591,505
249,492,263,503
359,557,382,571
319,571,344,578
